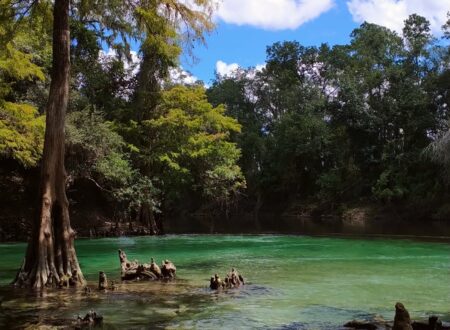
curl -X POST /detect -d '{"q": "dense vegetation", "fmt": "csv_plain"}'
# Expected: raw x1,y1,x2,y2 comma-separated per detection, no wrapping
207,14,450,224
1,3,450,243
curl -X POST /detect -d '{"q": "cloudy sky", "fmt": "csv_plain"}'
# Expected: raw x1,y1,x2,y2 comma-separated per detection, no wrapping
179,0,450,83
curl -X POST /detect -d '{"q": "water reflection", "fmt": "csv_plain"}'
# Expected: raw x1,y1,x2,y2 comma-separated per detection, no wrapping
168,214,450,238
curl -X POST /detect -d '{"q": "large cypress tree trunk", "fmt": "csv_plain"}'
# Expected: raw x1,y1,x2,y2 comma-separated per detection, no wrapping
13,0,85,288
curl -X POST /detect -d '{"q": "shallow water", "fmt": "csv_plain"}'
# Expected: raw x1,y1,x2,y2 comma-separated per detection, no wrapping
0,235,449,329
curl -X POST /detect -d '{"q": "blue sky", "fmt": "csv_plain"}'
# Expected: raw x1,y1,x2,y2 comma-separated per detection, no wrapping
179,0,450,84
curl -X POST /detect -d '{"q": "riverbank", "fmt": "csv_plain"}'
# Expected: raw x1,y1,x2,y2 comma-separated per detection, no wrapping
2,211,450,243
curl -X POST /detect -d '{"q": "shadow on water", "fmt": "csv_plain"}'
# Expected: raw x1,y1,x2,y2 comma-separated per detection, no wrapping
0,281,278,329
167,214,450,241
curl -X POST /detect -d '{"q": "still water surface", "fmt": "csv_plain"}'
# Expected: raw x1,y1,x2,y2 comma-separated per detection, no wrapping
0,235,449,329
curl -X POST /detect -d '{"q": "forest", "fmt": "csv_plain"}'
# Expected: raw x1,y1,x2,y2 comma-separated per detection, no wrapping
1,0,450,242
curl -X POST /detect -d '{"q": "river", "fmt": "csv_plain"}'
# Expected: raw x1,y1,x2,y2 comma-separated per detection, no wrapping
0,235,449,329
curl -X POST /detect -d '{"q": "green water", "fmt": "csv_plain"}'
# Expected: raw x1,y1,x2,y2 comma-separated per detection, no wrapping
0,235,449,329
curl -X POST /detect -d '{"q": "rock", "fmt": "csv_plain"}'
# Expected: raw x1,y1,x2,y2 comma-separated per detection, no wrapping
394,302,413,330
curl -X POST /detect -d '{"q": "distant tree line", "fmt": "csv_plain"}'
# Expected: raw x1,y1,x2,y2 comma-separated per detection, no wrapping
207,13,450,221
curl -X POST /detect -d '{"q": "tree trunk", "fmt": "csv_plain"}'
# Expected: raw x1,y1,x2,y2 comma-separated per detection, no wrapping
139,203,159,235
253,190,263,232
13,0,85,288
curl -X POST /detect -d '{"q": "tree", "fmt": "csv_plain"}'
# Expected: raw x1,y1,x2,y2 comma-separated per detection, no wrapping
0,0,50,167
65,108,133,190
118,1,215,232
207,74,266,222
145,85,245,215
12,0,86,288
8,0,217,286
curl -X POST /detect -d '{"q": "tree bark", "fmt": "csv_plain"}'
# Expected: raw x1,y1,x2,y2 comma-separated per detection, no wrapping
139,203,160,235
13,0,85,288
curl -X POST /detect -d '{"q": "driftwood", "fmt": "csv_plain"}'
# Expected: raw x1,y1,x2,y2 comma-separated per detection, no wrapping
118,249,176,281
210,268,244,290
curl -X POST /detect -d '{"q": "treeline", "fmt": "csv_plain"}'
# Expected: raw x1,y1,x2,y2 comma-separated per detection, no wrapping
207,14,450,223
1,8,450,238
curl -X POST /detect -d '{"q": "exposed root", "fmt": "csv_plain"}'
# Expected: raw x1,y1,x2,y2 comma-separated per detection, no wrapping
118,249,176,281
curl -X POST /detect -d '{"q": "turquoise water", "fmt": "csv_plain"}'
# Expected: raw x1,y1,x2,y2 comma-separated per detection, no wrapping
0,235,449,329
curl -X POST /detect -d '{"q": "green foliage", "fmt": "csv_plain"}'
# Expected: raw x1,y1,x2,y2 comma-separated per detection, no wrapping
66,108,133,187
3,0,449,226
145,85,245,206
372,169,407,202
0,102,45,166
0,0,51,167
113,175,161,215
206,13,450,218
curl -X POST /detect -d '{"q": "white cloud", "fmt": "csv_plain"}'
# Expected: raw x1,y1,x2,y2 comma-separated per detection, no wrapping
215,0,335,30
100,49,199,85
255,64,266,72
347,0,450,34
216,60,240,77
169,66,199,85
99,48,141,76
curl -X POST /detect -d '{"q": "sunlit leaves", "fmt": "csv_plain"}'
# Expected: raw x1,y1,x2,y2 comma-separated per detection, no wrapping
0,102,45,166
145,85,245,205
